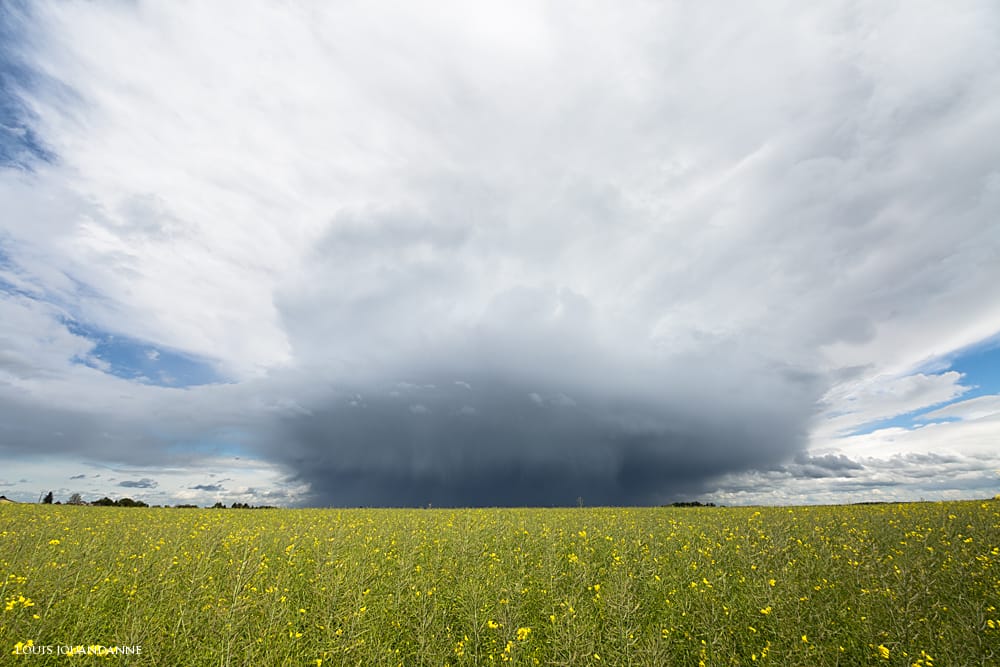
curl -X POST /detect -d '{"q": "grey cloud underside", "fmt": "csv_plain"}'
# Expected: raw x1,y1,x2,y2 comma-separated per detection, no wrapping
118,478,156,489
0,393,175,465
784,452,865,479
191,483,223,492
264,361,823,506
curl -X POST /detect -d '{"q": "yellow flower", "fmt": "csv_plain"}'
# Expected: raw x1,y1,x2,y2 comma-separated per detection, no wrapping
516,627,531,641
768,579,776,587
877,644,890,659
759,606,772,615
801,635,809,643
487,620,500,630
11,640,35,655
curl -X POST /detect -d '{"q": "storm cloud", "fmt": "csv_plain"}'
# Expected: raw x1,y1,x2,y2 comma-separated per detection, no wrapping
1,2,1000,505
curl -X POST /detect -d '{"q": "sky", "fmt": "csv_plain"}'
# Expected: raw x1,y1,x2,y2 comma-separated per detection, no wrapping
2,1,999,507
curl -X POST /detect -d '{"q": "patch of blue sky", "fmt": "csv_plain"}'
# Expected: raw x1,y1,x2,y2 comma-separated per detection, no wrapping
847,333,1000,436
64,319,225,388
939,334,1000,400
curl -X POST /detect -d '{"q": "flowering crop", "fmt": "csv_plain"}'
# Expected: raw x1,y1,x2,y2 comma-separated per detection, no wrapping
1,500,997,665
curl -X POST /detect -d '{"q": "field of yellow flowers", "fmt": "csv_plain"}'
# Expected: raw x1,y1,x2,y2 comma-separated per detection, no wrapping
1,500,997,665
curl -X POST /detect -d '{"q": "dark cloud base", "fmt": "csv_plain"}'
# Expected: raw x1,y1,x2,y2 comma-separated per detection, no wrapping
268,375,817,507
292,454,743,508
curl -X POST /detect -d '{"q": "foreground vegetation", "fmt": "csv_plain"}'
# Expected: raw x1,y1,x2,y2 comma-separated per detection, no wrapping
1,500,997,665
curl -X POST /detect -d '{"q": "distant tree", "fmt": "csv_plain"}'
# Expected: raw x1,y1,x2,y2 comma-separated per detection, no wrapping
116,497,147,507
68,493,84,505
92,497,116,506
212,502,226,509
42,491,53,504
174,504,199,508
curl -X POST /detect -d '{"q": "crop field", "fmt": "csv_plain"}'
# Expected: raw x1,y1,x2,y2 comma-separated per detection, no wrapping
1,501,998,666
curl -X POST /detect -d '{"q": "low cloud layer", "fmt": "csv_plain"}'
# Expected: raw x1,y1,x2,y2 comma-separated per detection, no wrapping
118,478,157,489
2,2,1000,505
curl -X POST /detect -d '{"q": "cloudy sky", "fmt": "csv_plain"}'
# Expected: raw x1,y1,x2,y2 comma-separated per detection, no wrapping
2,1,999,507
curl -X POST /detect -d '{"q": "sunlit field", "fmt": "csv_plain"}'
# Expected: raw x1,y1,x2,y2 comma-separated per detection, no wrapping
1,500,997,665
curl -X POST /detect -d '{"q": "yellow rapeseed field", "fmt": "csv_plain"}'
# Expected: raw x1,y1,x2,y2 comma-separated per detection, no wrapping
1,500,997,665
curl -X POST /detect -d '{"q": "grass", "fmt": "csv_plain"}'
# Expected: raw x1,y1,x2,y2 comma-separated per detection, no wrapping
1,500,997,665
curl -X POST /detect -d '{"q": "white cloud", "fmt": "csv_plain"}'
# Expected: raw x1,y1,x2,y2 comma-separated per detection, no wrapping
821,414,1000,461
0,295,93,380
814,371,970,438
920,394,1000,422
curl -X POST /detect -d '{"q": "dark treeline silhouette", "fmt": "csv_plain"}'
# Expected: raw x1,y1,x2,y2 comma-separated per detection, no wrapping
665,501,718,507
212,501,278,510
32,493,279,509
92,497,149,507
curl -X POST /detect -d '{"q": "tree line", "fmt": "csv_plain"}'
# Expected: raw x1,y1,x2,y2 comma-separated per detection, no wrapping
38,491,275,509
